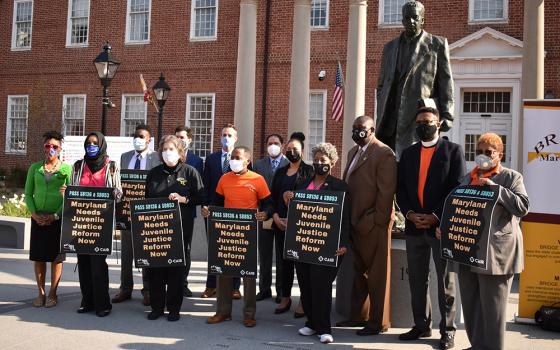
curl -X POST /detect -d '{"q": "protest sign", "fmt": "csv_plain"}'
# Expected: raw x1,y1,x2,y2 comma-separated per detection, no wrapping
440,184,500,269
116,169,149,227
60,186,115,255
130,198,185,268
207,207,258,278
284,190,345,267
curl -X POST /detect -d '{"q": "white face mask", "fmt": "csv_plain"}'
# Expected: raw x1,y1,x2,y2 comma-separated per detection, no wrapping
133,137,147,152
267,144,281,158
475,154,494,170
221,136,236,149
229,159,245,173
162,150,180,166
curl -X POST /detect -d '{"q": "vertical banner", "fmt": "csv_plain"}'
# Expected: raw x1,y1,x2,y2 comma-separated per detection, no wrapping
116,169,149,226
207,207,258,278
284,190,345,267
130,198,185,268
518,100,560,321
60,186,115,255
440,185,500,269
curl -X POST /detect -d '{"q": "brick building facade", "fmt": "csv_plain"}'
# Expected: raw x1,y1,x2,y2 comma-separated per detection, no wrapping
0,0,558,174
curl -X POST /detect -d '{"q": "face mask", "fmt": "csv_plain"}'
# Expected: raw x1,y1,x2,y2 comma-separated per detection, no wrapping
285,149,301,163
352,128,369,143
162,150,180,166
313,163,330,176
46,149,59,161
221,136,235,149
86,145,99,157
229,159,245,173
415,124,438,142
267,144,281,158
133,137,147,152
475,154,495,170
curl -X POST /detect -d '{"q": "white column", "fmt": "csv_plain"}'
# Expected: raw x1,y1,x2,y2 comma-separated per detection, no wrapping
335,0,368,318
287,0,312,136
233,0,258,150
341,0,368,169
520,0,545,168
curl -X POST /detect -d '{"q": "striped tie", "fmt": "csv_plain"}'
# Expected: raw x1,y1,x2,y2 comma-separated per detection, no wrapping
222,153,230,173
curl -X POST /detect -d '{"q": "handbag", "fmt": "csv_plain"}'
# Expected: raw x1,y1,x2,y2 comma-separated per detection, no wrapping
535,302,560,332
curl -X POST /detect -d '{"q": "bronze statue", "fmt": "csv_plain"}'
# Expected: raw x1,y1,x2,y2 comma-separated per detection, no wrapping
376,1,454,158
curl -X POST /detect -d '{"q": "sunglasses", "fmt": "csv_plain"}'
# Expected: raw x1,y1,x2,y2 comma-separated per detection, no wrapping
44,144,60,151
475,149,495,157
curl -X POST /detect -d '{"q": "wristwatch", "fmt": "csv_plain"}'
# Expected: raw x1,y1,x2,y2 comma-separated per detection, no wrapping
53,213,60,220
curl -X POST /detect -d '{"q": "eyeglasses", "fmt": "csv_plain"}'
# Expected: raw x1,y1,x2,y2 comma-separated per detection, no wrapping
44,144,60,151
475,149,496,157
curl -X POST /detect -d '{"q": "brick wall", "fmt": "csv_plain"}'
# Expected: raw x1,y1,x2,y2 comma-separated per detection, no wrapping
0,0,558,175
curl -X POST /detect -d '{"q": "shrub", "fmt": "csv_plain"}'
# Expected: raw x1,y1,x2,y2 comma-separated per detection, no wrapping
0,194,31,218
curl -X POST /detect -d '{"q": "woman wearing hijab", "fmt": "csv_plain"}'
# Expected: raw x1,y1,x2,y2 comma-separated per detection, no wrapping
65,132,122,317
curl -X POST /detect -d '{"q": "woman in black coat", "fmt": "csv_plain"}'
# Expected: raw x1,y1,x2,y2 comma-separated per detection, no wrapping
144,135,204,321
284,142,350,344
270,132,314,315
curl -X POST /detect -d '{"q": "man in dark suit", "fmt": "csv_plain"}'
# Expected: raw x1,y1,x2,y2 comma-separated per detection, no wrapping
201,123,241,299
396,103,466,350
175,126,204,297
252,133,288,302
376,1,454,158
113,124,161,306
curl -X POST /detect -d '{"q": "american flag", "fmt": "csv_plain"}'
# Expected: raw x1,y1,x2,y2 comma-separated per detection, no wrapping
331,61,344,121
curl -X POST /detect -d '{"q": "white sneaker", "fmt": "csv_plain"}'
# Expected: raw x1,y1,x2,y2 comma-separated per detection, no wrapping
298,326,316,336
319,334,334,344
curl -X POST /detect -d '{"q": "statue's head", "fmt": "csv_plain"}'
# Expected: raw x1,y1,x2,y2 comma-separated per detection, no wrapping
402,1,425,38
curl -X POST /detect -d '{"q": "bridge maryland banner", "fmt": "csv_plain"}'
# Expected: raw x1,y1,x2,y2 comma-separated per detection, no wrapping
518,100,560,322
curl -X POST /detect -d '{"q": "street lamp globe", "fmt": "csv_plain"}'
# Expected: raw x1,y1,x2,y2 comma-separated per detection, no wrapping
153,73,171,106
93,42,120,85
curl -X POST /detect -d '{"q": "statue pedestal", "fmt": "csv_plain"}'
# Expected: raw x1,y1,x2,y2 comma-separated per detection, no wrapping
336,238,463,328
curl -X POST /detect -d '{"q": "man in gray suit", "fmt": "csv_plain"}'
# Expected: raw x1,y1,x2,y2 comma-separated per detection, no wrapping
376,1,454,158
112,124,161,306
252,134,288,302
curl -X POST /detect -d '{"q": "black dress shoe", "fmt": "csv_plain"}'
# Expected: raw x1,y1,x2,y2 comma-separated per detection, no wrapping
275,296,282,304
256,291,272,301
336,320,367,327
356,326,383,336
147,310,164,320
76,306,94,314
96,309,111,317
167,312,180,322
183,286,193,298
399,327,432,341
440,333,455,349
274,299,292,314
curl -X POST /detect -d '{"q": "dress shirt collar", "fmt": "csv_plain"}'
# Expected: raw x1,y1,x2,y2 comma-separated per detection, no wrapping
421,135,439,148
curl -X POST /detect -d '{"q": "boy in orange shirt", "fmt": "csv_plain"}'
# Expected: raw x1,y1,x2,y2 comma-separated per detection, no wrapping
202,146,273,327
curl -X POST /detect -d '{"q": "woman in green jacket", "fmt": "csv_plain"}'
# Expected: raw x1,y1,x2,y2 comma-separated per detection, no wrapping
25,131,72,308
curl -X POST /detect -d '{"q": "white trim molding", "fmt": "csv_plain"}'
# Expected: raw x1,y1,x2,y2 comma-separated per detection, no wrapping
120,94,148,136
5,95,29,154
125,0,152,45
185,93,216,158
65,0,90,48
189,0,219,42
11,0,33,51
468,0,508,25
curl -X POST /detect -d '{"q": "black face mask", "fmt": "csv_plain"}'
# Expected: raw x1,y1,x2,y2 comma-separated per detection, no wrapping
313,163,330,176
285,150,301,163
416,123,438,142
352,128,370,143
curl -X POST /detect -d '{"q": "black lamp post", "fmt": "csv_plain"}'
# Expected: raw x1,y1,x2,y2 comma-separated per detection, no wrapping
152,73,171,143
93,42,120,135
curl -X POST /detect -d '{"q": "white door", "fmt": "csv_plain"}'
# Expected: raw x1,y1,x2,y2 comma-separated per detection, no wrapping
458,90,512,169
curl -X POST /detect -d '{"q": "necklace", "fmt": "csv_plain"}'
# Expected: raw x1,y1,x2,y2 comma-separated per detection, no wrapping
44,160,60,173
